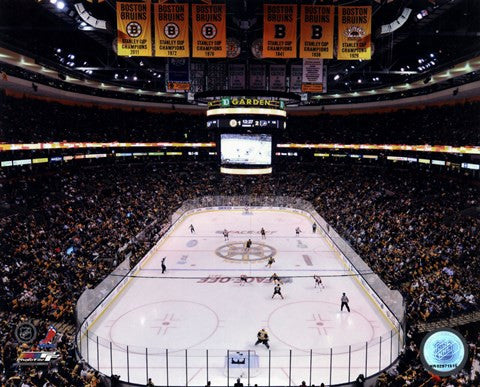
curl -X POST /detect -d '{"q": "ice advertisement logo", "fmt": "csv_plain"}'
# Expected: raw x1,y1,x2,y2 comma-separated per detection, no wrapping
420,328,468,376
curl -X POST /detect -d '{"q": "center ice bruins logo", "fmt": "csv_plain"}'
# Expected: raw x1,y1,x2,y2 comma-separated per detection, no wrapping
343,26,366,39
216,242,277,262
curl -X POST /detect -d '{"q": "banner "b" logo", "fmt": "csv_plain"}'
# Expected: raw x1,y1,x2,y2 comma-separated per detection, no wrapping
201,23,217,39
164,23,180,39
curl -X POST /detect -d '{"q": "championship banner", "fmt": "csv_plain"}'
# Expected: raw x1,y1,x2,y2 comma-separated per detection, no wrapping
300,5,334,59
263,4,297,58
116,2,152,56
302,59,324,92
249,64,266,90
154,3,189,57
229,64,246,90
269,64,286,92
192,4,226,58
338,6,372,60
290,65,303,93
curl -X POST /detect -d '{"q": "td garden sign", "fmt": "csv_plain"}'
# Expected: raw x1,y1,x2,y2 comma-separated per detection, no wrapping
208,97,285,110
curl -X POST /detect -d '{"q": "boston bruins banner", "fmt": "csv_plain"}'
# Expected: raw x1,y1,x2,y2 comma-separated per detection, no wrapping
263,4,297,58
337,6,372,60
116,2,152,56
154,4,189,57
300,5,334,59
192,4,226,58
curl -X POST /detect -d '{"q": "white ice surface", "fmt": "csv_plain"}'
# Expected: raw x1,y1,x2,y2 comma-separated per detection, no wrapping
81,209,400,386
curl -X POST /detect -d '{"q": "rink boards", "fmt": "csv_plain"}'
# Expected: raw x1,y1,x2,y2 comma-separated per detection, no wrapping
77,206,403,386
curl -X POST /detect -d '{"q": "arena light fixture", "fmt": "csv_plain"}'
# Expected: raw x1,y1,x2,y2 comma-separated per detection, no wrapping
50,0,57,4
333,74,340,81
220,167,272,175
207,108,286,118
56,1,65,10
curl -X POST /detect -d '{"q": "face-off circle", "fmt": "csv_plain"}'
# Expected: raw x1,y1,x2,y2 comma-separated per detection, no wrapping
267,301,378,354
109,301,219,354
215,242,277,262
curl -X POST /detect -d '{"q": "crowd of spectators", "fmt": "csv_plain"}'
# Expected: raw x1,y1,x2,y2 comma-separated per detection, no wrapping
0,96,207,143
1,160,479,385
285,102,480,146
1,95,479,145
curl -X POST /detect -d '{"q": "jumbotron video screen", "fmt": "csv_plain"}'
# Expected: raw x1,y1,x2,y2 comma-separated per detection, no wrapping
220,133,272,165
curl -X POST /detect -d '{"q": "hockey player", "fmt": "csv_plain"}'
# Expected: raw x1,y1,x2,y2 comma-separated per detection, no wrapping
161,257,166,274
255,329,270,349
341,292,350,312
240,274,248,286
265,255,275,268
272,284,284,299
312,222,317,233
245,239,252,252
295,227,301,237
270,273,282,285
314,275,324,289
260,227,266,239
190,224,195,234
223,229,229,241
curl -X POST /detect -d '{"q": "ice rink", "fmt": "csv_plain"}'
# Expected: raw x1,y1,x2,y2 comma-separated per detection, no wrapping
81,209,401,386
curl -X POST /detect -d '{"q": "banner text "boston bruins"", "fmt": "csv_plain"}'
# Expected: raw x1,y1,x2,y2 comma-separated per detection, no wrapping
192,4,226,58
337,6,372,60
263,4,297,58
117,2,152,56
300,6,334,59
154,4,189,57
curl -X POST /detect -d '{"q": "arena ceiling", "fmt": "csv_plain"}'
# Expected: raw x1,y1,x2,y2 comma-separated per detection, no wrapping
0,0,479,104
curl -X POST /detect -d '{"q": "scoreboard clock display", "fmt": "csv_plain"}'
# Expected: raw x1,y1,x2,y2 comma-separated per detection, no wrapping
207,117,286,129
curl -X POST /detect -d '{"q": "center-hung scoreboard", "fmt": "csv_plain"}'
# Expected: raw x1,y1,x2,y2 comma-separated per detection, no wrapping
204,96,291,175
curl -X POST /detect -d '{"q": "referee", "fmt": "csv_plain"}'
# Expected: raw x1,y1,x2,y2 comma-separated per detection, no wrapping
340,292,350,312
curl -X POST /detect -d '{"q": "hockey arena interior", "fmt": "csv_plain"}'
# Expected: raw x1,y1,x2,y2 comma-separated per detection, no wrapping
0,0,479,386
